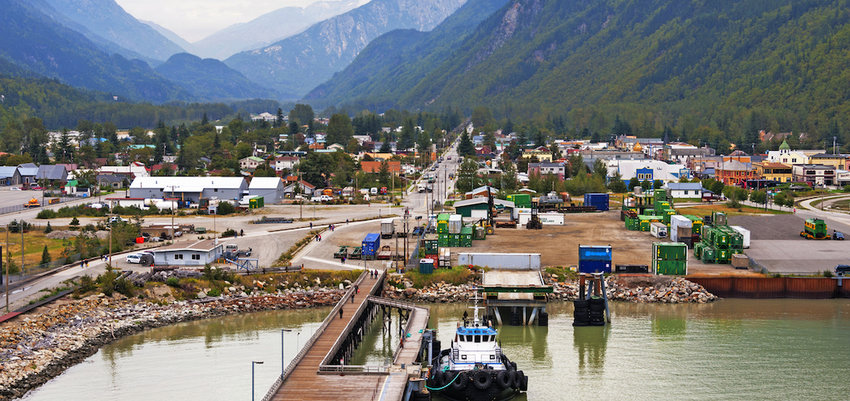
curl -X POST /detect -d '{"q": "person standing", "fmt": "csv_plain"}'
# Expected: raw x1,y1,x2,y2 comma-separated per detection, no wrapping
339,309,344,319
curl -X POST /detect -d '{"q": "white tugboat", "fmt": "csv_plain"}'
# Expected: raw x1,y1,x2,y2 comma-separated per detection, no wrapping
426,292,528,401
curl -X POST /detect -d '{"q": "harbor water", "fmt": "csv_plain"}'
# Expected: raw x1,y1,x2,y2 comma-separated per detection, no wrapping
20,299,850,400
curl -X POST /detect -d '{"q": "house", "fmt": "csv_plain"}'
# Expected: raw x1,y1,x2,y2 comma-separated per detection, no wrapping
528,162,566,180
239,156,265,171
753,162,793,183
609,160,690,182
99,162,149,179
128,177,248,204
149,240,223,267
807,153,848,171
17,163,38,185
283,179,316,198
63,180,91,197
97,174,126,190
247,177,285,204
521,147,553,162
361,161,401,175
150,164,178,175
327,143,345,152
465,186,498,199
0,166,22,186
273,156,300,174
615,136,664,151
36,165,69,186
666,146,715,164
453,197,515,219
715,160,756,186
792,164,836,187
251,112,278,122
664,183,705,199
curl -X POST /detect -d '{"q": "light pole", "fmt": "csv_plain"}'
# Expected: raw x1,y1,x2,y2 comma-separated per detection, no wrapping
252,361,264,401
281,329,292,378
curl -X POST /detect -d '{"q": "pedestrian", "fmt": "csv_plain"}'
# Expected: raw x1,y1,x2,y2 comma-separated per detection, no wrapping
339,309,344,319
341,256,346,264
240,229,244,237
350,294,355,303
319,234,322,241
310,222,313,229
355,284,359,294
346,218,349,225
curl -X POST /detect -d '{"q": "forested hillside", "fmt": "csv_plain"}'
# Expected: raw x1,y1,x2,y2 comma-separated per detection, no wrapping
309,0,850,144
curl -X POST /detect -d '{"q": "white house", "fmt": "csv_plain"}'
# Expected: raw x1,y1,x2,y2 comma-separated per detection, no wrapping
149,240,223,267
240,156,265,171
273,156,299,173
608,159,689,182
664,182,705,199
99,162,149,178
767,140,823,166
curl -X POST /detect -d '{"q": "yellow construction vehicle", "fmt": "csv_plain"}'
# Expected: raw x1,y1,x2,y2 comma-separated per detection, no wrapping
24,198,40,208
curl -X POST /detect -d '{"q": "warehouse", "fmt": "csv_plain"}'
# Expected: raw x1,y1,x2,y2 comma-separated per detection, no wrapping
128,177,248,205
453,197,515,219
247,177,285,204
148,239,223,267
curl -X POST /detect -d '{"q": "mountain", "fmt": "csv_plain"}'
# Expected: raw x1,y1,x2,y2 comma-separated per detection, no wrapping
305,0,510,110
155,53,279,101
0,0,188,102
224,0,467,99
192,0,369,60
305,0,850,127
39,0,184,62
144,20,195,54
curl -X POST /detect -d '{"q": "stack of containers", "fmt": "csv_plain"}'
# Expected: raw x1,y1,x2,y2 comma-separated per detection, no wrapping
660,208,677,225
448,214,462,247
624,210,640,231
584,193,610,211
459,226,473,247
685,215,704,236
507,193,532,208
437,214,450,234
638,215,662,231
578,245,612,273
653,242,688,275
422,234,439,260
695,224,742,264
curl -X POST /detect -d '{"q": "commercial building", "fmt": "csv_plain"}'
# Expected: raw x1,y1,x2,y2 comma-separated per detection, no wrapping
149,240,223,267
527,162,566,180
753,162,793,183
128,176,248,204
247,177,285,204
453,197,515,219
608,160,690,182
792,164,836,187
0,166,22,186
807,153,848,171
715,160,756,186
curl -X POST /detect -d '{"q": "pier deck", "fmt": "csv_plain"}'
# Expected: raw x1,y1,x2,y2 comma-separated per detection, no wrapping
265,271,428,401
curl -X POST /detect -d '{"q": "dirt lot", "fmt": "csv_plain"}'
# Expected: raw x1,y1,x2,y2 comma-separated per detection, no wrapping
446,211,745,276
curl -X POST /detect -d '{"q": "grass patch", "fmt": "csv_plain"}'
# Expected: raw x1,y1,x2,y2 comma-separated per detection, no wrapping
675,204,789,216
545,266,578,282
0,229,68,266
403,266,473,289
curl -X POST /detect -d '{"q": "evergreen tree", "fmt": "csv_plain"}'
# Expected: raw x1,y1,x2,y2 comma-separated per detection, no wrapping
41,245,51,266
327,113,354,146
398,119,415,151
458,132,475,157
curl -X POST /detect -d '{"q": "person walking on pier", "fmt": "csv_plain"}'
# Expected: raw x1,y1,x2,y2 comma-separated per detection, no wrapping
339,309,343,319
351,293,355,303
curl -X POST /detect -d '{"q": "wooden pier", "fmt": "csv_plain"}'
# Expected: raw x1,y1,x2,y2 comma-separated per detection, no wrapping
263,270,429,401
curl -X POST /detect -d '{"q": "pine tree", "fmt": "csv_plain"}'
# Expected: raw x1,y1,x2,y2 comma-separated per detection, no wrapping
458,132,475,157
41,245,51,266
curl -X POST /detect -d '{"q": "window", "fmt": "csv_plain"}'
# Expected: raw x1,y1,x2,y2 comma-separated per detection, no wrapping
474,335,481,343
174,254,183,260
192,254,200,260
214,188,218,192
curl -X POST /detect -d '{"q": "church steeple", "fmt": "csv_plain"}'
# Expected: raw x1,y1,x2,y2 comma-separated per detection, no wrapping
779,139,791,153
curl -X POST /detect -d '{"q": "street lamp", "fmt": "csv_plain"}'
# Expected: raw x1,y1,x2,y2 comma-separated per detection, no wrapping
252,361,264,401
281,329,292,378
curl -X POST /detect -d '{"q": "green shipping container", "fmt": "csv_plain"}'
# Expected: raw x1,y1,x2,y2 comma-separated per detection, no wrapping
701,247,716,263
654,242,687,261
655,260,687,275
639,220,651,231
507,193,532,208
460,227,473,247
694,242,704,259
438,234,450,247
645,208,656,216
437,213,450,234
715,248,731,264
449,234,460,247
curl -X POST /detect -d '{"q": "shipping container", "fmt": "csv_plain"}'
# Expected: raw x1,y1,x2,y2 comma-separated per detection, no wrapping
456,253,541,270
578,259,612,274
249,196,264,209
584,193,610,211
361,233,381,258
422,234,439,254
684,215,704,235
437,213,450,234
518,212,565,226
419,259,435,274
473,226,486,240
654,260,687,275
650,222,668,238
653,242,688,261
507,193,532,208
460,226,473,247
729,226,751,248
701,246,716,263
381,218,396,239
578,245,612,261
449,214,463,234
639,220,651,231
438,233,450,247
449,234,460,247
670,215,692,242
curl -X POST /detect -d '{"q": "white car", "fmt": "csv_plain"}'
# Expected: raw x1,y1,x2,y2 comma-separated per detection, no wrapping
126,253,143,264
320,195,333,202
310,195,323,202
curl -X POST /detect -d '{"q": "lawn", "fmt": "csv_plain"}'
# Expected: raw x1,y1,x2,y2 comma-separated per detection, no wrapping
0,229,69,267
675,204,789,216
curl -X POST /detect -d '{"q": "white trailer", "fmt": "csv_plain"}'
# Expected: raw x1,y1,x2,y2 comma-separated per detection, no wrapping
650,222,668,238
669,215,692,242
518,212,565,226
381,218,395,239
457,253,541,270
448,214,463,234
729,225,751,248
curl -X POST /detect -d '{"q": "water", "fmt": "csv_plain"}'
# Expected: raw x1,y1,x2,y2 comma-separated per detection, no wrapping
20,300,850,400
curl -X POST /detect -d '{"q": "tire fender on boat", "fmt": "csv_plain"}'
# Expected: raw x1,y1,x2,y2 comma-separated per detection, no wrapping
496,371,512,389
520,372,529,391
450,371,467,391
507,370,517,389
513,371,524,389
473,370,492,391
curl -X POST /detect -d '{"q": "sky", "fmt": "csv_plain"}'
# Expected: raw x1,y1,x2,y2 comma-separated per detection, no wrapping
115,0,320,42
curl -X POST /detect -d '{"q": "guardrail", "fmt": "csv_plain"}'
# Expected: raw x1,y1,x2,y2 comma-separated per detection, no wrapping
261,270,372,401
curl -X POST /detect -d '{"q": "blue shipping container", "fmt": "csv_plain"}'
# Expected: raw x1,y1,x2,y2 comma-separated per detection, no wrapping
362,233,381,256
578,245,612,261
584,193,610,211
578,260,612,274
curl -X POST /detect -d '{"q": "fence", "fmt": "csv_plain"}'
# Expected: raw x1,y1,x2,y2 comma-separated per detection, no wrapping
0,196,79,216
4,253,83,288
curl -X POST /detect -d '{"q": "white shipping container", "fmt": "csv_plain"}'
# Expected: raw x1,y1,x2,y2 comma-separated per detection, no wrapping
729,225,751,248
650,222,668,238
669,215,692,242
381,218,395,237
518,212,564,226
449,214,463,234
514,207,531,220
457,253,541,270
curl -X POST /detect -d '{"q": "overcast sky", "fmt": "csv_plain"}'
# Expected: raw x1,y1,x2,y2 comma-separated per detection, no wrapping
116,0,319,42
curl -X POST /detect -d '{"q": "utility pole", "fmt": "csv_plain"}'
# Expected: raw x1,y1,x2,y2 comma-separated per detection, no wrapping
170,186,176,244
3,244,7,312
108,215,113,267
20,221,24,277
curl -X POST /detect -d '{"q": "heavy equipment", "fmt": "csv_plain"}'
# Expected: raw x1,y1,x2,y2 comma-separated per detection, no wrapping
23,198,40,208
801,218,830,240
526,208,543,230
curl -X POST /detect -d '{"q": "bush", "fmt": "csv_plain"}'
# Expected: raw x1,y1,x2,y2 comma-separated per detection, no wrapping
69,216,80,228
37,209,57,219
217,202,236,215
44,222,53,233
202,265,235,282
114,277,135,297
40,245,51,266
207,288,222,297
166,277,180,287
77,275,97,294
222,228,237,238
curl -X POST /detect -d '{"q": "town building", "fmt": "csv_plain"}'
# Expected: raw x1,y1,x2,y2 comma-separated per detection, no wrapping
361,161,402,175
607,160,689,182
528,162,566,180
664,183,706,199
753,162,793,183
807,153,848,171
792,164,836,187
0,166,22,186
766,140,823,165
149,240,223,267
17,163,38,185
35,165,68,186
247,177,285,204
453,197,515,219
715,160,756,186
239,156,265,171
99,162,149,179
465,186,498,199
128,177,248,204
521,147,553,162
272,156,300,174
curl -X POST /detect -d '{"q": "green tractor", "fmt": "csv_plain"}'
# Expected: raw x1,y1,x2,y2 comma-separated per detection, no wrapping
801,218,830,240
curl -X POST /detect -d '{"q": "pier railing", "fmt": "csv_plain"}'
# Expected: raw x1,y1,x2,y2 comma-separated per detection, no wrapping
260,270,371,401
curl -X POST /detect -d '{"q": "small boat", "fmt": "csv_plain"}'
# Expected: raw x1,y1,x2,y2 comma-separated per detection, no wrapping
426,293,528,401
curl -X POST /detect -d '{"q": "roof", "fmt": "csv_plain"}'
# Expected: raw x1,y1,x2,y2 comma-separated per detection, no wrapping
809,153,846,159
361,161,401,173
665,183,704,191
454,197,515,209
717,160,752,172
17,165,38,176
755,162,792,169
36,165,67,180
130,177,246,191
242,156,265,162
796,164,835,170
248,177,283,189
97,174,124,183
466,186,497,195
0,166,19,179
528,162,564,169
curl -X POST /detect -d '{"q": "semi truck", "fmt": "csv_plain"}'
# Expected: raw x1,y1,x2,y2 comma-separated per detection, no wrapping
381,218,396,239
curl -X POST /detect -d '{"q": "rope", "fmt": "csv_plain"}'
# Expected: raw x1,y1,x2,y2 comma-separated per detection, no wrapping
425,370,461,391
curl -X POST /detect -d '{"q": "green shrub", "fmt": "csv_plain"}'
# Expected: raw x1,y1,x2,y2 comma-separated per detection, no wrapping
44,222,53,233
217,202,236,215
37,209,57,219
114,277,135,297
207,288,222,297
222,228,237,238
166,277,180,287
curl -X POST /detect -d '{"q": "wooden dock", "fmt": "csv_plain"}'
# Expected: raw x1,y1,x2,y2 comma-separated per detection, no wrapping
263,270,429,401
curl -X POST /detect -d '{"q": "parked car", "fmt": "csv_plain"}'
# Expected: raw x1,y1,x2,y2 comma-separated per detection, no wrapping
310,195,323,202
412,226,424,236
370,187,378,195
833,230,845,240
109,216,129,224
320,195,333,202
30,186,43,190
126,252,151,264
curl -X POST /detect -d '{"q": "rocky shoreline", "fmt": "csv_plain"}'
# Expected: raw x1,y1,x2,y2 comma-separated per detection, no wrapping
0,288,343,400
384,274,718,304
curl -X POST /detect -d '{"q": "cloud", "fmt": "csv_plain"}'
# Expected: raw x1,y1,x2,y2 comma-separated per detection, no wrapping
116,0,318,42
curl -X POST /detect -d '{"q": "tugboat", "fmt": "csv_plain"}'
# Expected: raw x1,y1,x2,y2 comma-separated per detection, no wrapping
426,293,528,401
